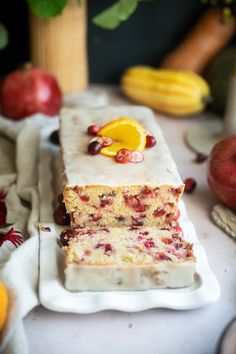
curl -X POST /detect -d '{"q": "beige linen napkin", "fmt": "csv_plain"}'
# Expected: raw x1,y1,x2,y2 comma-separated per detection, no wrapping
0,115,42,354
212,204,236,239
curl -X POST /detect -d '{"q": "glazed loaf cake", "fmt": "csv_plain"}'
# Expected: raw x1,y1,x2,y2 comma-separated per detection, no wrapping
60,106,184,228
63,226,195,291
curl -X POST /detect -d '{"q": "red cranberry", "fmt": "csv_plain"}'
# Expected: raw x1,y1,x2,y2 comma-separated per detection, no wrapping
53,205,70,225
87,125,100,136
184,178,197,194
80,195,90,202
116,149,132,163
195,153,208,163
88,141,102,155
49,130,60,145
153,208,165,218
146,135,156,148
156,252,171,261
104,243,112,253
173,209,180,221
144,240,155,248
162,238,173,245
59,229,74,246
90,213,102,222
116,215,125,222
0,201,7,226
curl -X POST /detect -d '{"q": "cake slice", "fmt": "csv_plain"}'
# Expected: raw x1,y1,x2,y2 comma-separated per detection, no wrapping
60,106,184,228
62,226,195,291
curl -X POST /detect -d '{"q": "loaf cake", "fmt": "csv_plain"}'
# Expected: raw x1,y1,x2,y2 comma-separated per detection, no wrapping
63,226,195,291
60,106,184,228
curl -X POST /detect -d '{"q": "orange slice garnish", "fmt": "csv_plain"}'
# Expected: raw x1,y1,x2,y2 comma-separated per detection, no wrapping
0,282,8,330
98,117,146,157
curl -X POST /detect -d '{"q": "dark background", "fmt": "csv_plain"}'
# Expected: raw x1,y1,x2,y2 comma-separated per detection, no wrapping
0,0,205,83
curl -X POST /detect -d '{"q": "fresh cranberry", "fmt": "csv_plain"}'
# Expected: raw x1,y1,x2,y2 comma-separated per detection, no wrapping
162,238,173,245
153,208,165,218
104,243,112,253
53,205,70,225
184,178,197,193
170,187,182,196
146,134,156,148
88,141,102,155
131,217,143,226
173,209,180,221
0,201,7,226
49,130,60,145
116,215,125,222
59,229,74,246
130,151,144,163
80,194,90,202
195,153,208,163
116,149,132,163
144,240,155,248
87,125,100,136
156,252,171,261
90,214,102,222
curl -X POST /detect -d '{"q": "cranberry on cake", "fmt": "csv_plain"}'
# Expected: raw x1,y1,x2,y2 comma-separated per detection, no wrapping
60,106,184,228
62,226,195,291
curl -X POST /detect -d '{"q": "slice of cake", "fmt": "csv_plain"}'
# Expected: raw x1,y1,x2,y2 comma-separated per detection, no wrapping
60,106,184,228
62,226,195,291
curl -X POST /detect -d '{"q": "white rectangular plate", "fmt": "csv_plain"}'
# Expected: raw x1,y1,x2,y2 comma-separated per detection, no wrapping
39,120,220,313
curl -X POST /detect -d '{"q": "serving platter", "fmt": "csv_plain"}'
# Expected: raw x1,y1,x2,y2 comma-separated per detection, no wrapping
39,119,220,313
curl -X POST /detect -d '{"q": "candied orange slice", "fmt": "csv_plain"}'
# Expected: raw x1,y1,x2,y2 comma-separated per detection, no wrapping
0,282,8,330
98,117,146,157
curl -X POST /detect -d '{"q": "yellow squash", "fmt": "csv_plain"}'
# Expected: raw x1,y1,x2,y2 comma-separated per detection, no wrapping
121,66,211,116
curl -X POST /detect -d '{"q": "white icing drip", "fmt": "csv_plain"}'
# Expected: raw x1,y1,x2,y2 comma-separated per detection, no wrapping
60,106,183,187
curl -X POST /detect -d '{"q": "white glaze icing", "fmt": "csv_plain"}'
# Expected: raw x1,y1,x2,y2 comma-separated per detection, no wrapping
60,106,183,187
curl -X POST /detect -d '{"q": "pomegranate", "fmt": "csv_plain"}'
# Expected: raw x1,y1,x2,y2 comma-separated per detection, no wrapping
0,65,62,120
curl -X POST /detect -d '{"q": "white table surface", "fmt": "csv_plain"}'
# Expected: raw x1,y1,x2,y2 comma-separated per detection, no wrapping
24,86,236,354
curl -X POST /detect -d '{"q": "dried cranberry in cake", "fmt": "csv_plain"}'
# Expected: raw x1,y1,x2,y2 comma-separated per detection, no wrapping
80,194,90,202
87,125,100,136
131,216,144,226
130,150,144,163
156,252,171,261
90,213,102,222
173,209,180,221
116,215,125,222
99,193,114,208
53,205,70,225
184,178,197,193
146,134,156,148
124,194,147,213
104,243,112,253
116,149,132,163
88,141,102,155
170,187,182,196
162,237,173,245
144,240,155,248
153,208,165,218
172,225,184,237
60,229,75,246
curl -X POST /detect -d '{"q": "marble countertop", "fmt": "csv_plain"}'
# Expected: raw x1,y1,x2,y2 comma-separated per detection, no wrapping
24,86,236,354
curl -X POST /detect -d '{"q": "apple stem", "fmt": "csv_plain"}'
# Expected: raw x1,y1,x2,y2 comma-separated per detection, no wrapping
223,76,236,136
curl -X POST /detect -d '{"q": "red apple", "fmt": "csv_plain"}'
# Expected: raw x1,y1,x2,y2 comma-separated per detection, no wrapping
0,64,62,120
207,135,236,209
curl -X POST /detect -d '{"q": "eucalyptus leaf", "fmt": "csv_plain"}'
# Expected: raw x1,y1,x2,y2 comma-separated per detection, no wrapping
93,0,139,30
27,0,68,17
0,23,8,50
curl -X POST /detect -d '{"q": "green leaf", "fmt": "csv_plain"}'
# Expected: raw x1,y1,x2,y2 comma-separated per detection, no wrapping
93,0,139,30
0,23,8,50
27,0,68,18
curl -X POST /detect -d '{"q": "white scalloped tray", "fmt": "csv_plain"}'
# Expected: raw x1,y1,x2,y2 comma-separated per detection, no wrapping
39,121,220,313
